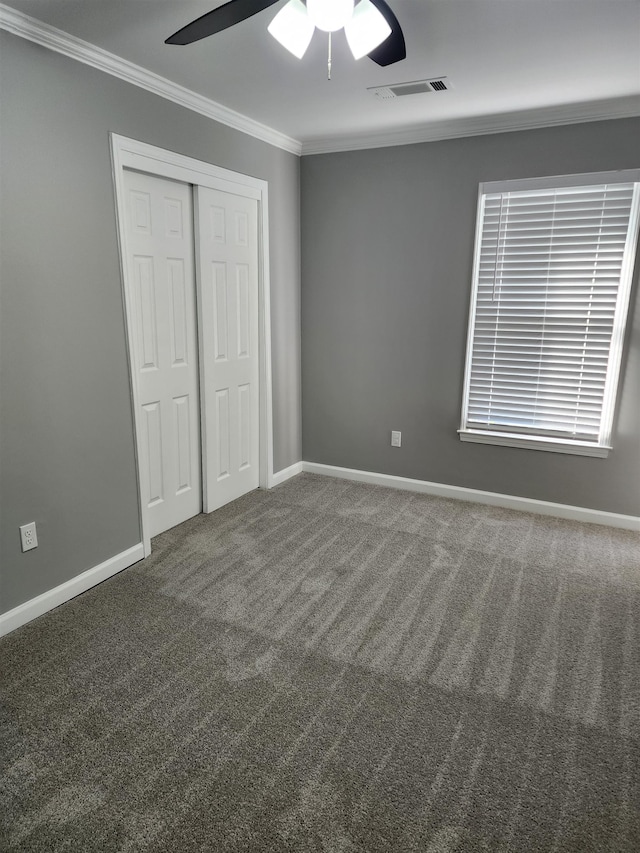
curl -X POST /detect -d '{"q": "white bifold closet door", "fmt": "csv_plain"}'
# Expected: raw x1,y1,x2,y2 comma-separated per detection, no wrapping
196,187,260,512
123,170,202,537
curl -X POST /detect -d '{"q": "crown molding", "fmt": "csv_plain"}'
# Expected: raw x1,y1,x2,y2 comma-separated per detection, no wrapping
2,3,638,159
0,3,303,156
301,96,640,155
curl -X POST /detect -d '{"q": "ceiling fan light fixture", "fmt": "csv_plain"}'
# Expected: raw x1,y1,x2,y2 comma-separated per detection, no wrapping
268,0,315,58
307,0,354,33
344,0,392,59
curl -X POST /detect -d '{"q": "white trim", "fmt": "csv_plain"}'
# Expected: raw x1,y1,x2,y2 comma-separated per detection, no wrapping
0,544,144,638
110,134,274,554
481,169,640,195
270,461,303,487
110,135,273,196
601,180,640,443
302,462,640,531
2,4,638,159
0,3,301,156
2,463,636,637
458,429,611,458
459,170,640,458
459,188,485,437
301,97,640,155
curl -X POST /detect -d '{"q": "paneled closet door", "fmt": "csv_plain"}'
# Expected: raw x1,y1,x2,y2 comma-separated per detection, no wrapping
123,170,201,536
196,187,260,511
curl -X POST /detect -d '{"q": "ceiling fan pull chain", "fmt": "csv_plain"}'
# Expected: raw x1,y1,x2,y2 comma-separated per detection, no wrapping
327,32,332,80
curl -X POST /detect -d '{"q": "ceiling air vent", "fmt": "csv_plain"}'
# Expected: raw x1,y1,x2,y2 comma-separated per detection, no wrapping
369,78,450,100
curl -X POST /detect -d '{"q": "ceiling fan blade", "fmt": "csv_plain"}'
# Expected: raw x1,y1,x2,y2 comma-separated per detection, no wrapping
366,0,406,66
166,0,281,45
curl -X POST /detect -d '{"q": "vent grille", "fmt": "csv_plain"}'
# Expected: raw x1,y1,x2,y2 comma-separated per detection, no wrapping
369,78,450,100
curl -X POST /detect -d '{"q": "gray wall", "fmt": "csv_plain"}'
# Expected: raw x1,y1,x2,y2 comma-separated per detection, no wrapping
301,118,640,516
0,32,301,615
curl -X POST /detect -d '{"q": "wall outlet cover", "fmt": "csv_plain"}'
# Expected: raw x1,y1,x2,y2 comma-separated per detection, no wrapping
20,522,38,552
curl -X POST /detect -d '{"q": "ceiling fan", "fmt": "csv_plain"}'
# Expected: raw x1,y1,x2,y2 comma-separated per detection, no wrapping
166,0,406,71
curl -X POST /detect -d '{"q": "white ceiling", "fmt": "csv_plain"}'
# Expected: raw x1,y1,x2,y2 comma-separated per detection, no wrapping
3,0,640,152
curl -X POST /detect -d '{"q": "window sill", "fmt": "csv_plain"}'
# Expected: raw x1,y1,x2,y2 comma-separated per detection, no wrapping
458,429,611,458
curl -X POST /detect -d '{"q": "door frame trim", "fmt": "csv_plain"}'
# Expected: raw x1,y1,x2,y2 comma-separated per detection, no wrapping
110,133,274,556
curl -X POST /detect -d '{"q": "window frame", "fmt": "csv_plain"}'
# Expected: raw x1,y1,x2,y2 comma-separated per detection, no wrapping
459,169,640,458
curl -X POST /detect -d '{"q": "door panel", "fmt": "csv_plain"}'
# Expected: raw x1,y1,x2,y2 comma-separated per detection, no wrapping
168,259,189,365
197,188,260,511
142,402,163,506
124,170,201,536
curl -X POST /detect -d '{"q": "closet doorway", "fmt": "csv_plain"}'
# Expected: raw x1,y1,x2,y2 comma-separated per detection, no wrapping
111,135,274,555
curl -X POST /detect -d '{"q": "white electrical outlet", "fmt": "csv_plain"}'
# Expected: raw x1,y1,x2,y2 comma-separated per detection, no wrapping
20,522,38,552
391,430,402,447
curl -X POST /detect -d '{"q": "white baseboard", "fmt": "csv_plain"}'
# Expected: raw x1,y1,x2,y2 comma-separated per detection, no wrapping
0,543,145,638
270,461,304,487
2,464,635,639
302,462,640,531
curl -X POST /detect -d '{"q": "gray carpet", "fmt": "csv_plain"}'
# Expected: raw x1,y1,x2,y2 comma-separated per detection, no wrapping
2,473,640,852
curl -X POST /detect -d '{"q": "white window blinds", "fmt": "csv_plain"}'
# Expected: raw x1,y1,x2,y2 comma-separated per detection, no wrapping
460,171,640,456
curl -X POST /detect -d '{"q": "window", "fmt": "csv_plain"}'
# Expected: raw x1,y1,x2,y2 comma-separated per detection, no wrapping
460,170,640,457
